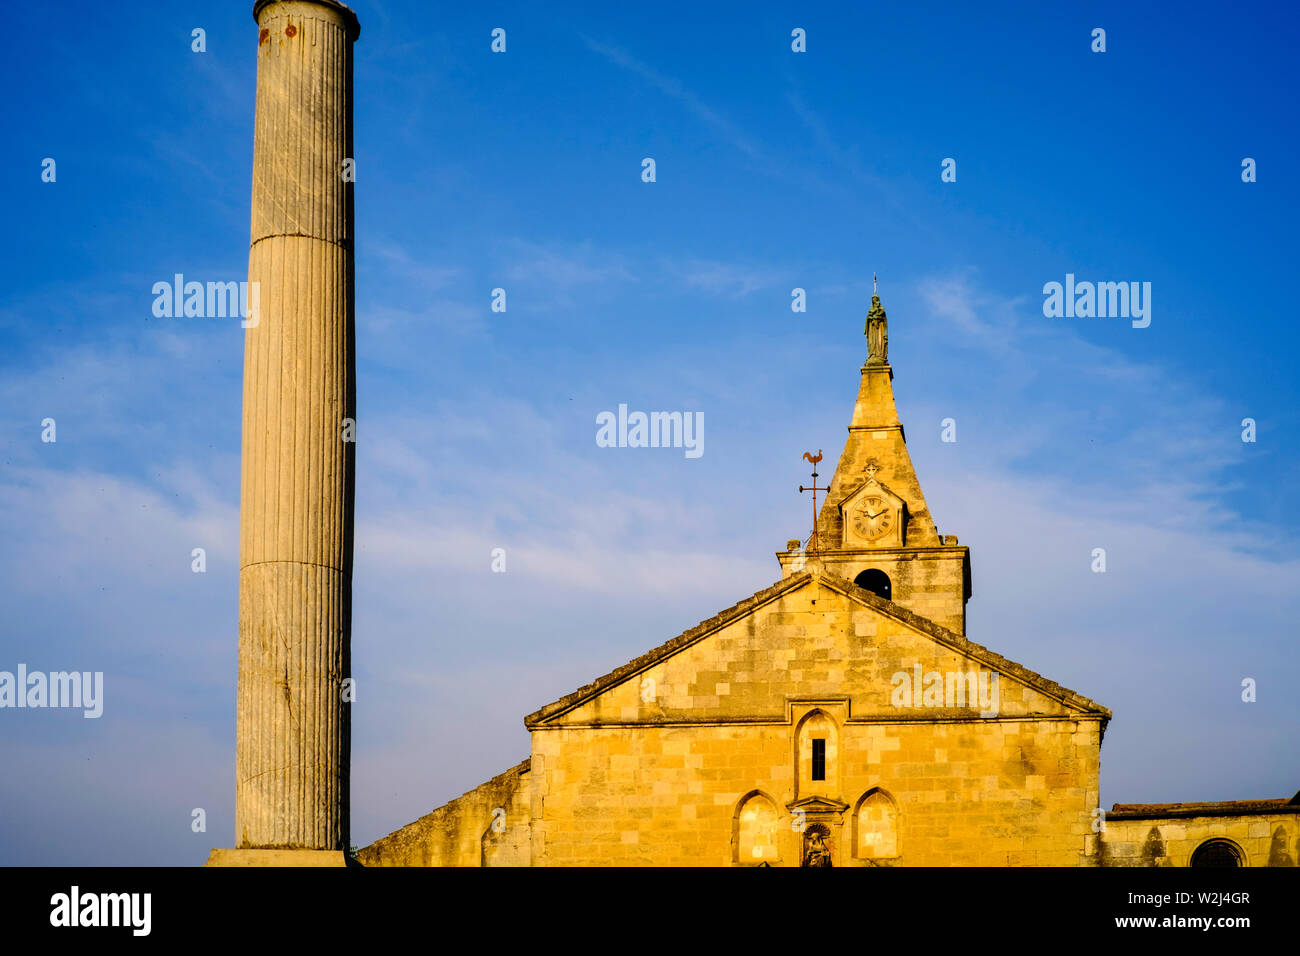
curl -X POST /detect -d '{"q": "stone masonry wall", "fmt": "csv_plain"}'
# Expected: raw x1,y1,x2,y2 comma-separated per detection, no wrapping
1101,813,1299,867
527,579,1104,866
359,760,531,866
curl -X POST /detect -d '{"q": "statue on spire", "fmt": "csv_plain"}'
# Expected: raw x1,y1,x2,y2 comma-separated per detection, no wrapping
865,280,888,366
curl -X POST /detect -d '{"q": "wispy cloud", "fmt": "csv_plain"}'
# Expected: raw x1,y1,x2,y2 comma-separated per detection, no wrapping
368,239,463,291
581,36,763,160
785,92,884,188
911,270,1258,541
784,90,936,237
504,238,635,288
665,258,778,299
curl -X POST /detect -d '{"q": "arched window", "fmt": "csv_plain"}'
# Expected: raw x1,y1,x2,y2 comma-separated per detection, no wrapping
854,789,899,859
795,710,837,795
1190,839,1244,867
734,792,779,864
854,568,891,600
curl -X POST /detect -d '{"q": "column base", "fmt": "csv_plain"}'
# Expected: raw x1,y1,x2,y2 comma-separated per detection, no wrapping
204,848,353,867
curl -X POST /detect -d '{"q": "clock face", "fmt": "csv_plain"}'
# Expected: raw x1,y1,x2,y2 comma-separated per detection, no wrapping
852,496,893,541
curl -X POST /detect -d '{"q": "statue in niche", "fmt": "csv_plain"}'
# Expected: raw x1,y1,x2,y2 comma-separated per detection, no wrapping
801,825,833,867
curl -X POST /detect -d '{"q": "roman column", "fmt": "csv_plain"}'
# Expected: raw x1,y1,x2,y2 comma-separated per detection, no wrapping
208,0,360,866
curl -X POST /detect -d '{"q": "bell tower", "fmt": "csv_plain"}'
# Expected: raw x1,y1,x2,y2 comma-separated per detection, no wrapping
779,287,972,634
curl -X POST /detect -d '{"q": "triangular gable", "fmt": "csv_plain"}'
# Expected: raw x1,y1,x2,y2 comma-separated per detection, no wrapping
815,573,1109,718
524,571,1110,728
524,573,806,727
788,795,850,813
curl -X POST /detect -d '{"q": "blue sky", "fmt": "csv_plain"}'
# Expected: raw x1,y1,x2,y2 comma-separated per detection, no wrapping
1,1,1298,864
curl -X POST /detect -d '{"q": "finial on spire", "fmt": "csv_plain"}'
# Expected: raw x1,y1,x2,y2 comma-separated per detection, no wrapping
873,273,878,294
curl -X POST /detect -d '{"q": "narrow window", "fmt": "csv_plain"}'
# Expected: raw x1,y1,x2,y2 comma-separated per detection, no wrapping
796,710,836,794
811,738,826,781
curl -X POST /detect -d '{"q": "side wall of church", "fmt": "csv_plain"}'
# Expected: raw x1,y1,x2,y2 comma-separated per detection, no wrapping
358,760,531,866
1101,813,1300,867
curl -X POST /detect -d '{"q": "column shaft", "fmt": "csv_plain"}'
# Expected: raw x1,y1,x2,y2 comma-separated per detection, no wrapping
236,0,357,851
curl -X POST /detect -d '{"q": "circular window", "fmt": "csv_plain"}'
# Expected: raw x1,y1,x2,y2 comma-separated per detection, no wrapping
1190,839,1244,867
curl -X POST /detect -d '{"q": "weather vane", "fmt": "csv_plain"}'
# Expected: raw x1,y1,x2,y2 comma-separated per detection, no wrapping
799,450,827,555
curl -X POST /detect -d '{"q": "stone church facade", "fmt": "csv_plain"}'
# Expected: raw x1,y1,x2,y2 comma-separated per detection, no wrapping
360,294,1298,867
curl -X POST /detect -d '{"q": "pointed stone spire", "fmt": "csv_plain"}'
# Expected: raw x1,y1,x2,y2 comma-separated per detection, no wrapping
819,291,936,547
779,289,971,633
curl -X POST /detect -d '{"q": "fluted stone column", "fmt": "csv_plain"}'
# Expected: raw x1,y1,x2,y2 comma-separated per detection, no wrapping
210,0,360,864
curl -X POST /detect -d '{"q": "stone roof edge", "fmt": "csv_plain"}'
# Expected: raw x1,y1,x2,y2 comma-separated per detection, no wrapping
814,572,1113,721
364,758,531,846
524,573,814,727
1107,798,1300,820
524,569,1110,728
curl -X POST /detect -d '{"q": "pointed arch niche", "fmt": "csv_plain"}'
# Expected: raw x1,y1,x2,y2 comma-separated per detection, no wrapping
794,709,839,798
733,791,781,864
853,788,899,861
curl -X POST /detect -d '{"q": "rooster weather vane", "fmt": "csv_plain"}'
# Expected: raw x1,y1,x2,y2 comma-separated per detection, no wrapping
799,450,827,555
